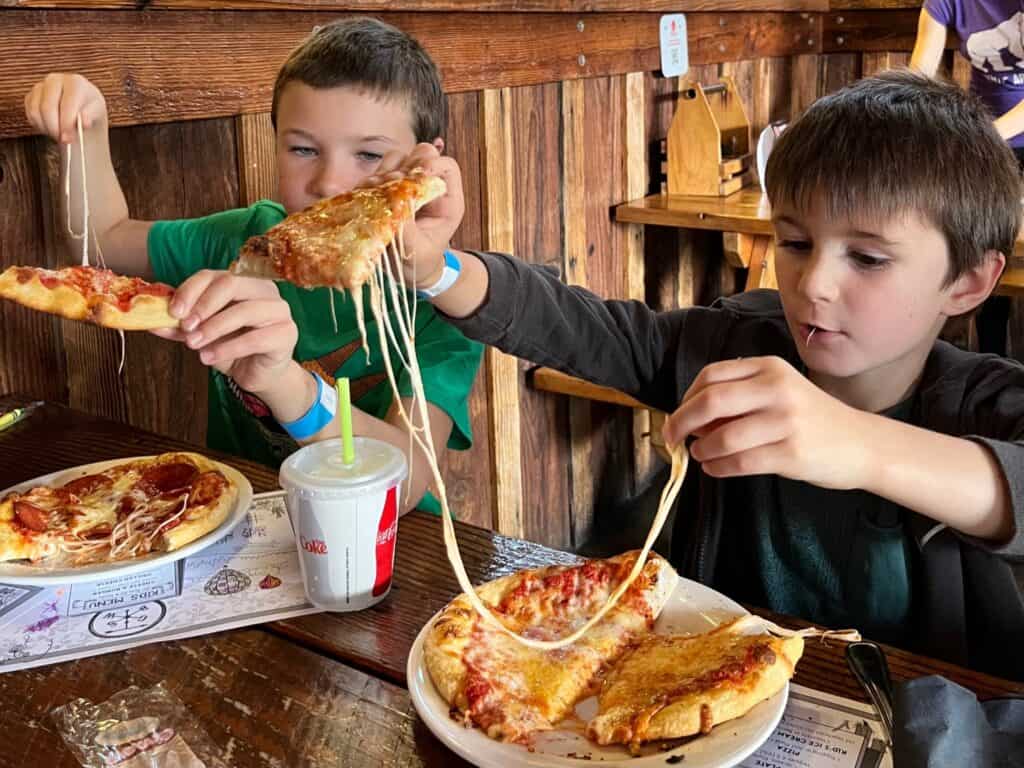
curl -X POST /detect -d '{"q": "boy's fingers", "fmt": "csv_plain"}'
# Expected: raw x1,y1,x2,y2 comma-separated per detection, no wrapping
688,411,788,464
376,149,406,176
39,77,64,143
198,325,297,367
700,440,787,479
24,89,46,136
681,357,767,405
169,270,220,320
81,97,105,131
148,327,187,342
173,273,278,327
664,378,775,446
188,299,292,348
401,142,441,174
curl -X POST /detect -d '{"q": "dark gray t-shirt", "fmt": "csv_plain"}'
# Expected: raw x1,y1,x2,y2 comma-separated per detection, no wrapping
446,250,1024,674
715,393,916,646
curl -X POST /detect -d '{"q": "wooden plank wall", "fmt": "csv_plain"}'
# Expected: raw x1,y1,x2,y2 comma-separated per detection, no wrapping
0,6,980,550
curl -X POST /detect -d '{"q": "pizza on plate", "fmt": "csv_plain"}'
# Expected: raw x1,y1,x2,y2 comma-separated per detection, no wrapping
423,551,679,743
230,170,446,290
587,617,804,753
0,452,238,566
0,265,178,330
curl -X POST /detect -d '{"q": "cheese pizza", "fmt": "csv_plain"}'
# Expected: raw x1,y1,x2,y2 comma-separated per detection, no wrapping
0,452,238,566
587,618,805,754
0,265,178,330
423,552,679,743
230,171,446,291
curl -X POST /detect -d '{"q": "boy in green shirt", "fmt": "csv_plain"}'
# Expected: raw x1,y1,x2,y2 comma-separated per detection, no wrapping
24,18,482,514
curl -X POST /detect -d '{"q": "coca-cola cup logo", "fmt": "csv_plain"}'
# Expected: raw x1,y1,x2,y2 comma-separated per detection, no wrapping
372,486,398,597
301,536,328,555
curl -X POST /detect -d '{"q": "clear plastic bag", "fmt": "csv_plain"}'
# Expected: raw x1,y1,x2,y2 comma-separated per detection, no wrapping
50,682,222,767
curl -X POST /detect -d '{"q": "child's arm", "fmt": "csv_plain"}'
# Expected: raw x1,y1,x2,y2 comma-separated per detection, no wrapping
910,13,1024,146
259,363,452,514
992,102,1024,144
909,8,947,76
159,270,449,513
365,144,687,413
662,356,1015,543
24,73,154,278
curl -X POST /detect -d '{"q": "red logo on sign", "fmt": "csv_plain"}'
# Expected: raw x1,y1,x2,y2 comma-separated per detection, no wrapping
301,536,328,555
372,487,398,596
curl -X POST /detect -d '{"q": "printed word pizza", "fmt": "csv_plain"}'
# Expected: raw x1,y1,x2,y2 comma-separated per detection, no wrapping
424,552,824,753
0,265,178,330
0,452,238,566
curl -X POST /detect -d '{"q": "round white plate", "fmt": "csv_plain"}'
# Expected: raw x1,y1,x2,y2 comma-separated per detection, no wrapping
408,575,787,768
0,455,253,585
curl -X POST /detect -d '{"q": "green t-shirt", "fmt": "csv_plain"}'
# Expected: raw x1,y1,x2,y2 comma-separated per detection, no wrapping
147,201,483,515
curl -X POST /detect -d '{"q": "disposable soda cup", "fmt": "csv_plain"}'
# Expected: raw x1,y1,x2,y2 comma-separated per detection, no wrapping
279,437,407,611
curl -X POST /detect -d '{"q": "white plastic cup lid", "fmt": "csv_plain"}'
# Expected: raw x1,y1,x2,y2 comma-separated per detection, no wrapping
279,437,408,500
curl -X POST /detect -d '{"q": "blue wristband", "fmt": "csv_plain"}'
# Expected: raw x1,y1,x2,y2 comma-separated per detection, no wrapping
416,249,461,299
280,372,338,440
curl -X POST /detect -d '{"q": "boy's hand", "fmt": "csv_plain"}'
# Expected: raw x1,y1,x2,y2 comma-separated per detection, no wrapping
25,73,108,144
151,271,299,397
662,356,873,490
362,142,466,288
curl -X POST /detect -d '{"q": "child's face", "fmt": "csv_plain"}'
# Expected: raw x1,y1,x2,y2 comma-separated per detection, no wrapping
275,82,419,213
773,198,956,398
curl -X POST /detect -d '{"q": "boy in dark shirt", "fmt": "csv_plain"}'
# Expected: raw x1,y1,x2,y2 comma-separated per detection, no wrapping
388,71,1024,679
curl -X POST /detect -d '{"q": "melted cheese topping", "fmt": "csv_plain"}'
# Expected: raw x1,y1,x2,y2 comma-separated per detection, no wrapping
0,456,225,565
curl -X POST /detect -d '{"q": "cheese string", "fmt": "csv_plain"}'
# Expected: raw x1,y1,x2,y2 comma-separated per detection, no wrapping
363,229,690,650
64,115,90,267
64,114,123,376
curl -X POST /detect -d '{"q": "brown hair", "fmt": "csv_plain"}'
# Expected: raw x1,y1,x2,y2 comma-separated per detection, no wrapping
271,17,447,143
765,69,1021,285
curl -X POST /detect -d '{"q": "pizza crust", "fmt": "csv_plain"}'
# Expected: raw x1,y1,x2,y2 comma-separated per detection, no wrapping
90,293,178,330
160,472,238,551
423,552,679,733
587,628,804,751
0,266,178,330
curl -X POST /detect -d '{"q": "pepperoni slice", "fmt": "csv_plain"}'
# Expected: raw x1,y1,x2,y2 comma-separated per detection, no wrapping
139,462,198,495
82,523,113,540
188,471,227,507
119,495,136,517
63,473,113,498
14,501,49,532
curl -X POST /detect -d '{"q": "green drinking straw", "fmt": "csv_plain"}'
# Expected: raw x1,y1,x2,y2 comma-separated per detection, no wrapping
337,378,355,465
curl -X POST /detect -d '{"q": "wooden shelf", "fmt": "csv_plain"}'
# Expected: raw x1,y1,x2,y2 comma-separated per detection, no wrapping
617,191,1024,265
615,189,774,235
996,267,1024,298
531,367,648,409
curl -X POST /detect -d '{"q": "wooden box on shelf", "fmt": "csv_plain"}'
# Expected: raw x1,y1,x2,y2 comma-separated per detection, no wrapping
663,76,753,197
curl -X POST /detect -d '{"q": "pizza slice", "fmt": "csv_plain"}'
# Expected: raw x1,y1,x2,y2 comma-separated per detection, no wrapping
230,170,446,290
423,551,679,744
0,452,238,566
0,265,178,330
586,617,804,754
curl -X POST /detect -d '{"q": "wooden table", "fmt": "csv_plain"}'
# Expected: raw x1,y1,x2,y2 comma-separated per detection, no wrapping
2,394,1022,767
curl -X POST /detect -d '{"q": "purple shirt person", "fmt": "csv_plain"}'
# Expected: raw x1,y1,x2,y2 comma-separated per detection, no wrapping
914,0,1024,148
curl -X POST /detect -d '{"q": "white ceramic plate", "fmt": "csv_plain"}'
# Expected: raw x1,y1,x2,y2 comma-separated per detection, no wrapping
0,455,253,585
408,575,787,768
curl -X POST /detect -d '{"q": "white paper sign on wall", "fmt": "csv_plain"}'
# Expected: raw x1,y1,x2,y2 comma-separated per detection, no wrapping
660,14,689,78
